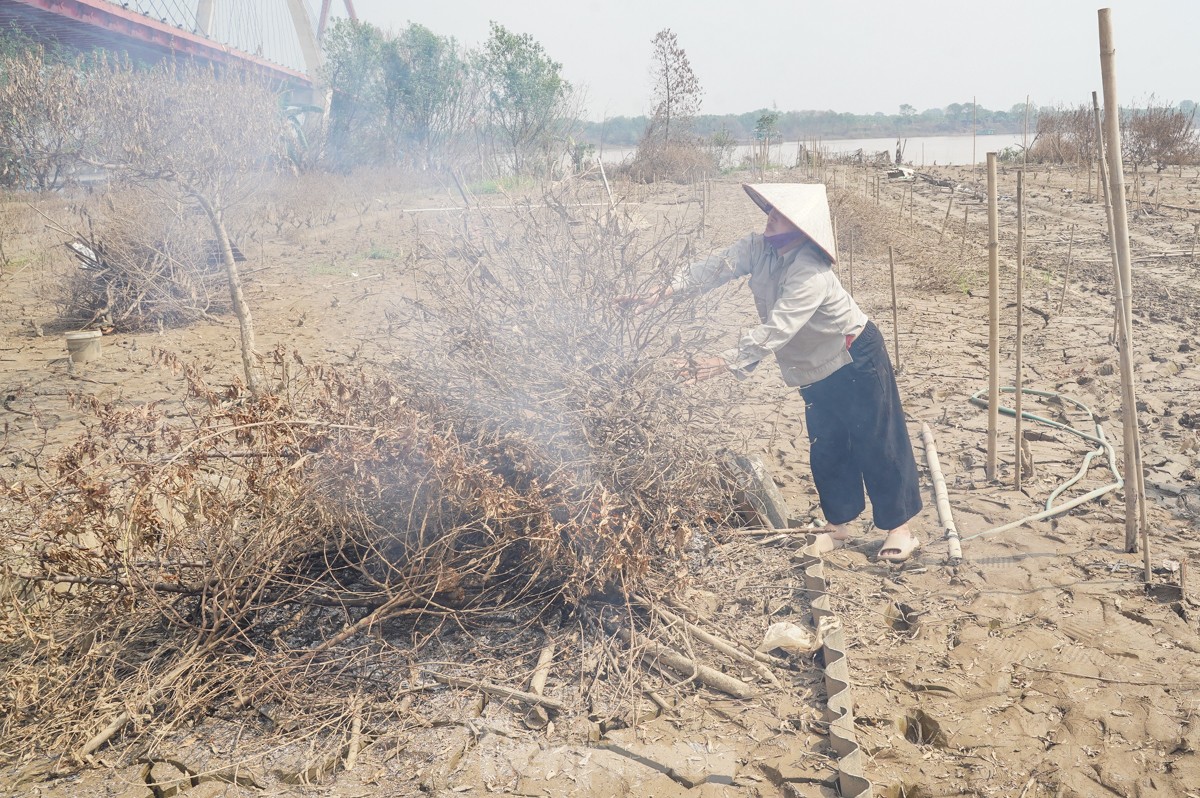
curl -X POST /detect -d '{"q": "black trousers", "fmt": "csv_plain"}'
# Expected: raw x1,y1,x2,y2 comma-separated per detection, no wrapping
799,321,922,530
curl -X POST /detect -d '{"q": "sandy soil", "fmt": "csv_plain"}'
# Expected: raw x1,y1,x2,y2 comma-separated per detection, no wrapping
2,160,1199,798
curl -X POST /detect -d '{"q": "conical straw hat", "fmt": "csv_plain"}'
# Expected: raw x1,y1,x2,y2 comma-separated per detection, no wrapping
743,183,837,263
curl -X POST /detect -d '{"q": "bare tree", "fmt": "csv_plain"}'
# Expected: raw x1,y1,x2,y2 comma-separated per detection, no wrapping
630,30,709,182
0,46,92,189
1122,97,1200,173
83,59,287,394
647,29,702,146
1030,103,1096,164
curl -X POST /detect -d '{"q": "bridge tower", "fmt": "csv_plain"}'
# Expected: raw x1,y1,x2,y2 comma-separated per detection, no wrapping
191,0,357,108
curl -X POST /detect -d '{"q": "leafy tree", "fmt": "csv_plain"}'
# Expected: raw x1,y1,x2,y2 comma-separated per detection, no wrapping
321,19,389,166
647,28,703,145
751,111,779,172
479,21,572,176
704,126,737,170
388,24,475,169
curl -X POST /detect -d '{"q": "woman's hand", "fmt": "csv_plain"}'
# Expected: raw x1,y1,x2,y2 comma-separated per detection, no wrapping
675,356,729,384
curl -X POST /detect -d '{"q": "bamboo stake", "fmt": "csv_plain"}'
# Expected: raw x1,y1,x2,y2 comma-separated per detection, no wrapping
909,184,914,231
848,234,855,296
959,206,969,260
1023,96,1030,171
920,423,962,560
986,153,1000,481
1098,12,1149,567
888,246,901,372
832,216,840,280
1015,170,1026,492
1093,94,1124,347
939,195,954,243
598,158,615,210
1057,224,1076,314
972,96,978,183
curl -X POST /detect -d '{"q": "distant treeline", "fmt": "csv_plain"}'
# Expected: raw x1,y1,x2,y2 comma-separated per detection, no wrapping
581,101,1200,147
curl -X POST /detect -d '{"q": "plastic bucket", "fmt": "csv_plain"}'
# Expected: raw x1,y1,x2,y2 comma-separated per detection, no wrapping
65,330,102,364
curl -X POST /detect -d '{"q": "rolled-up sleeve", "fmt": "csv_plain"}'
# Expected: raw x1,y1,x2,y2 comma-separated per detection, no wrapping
721,268,828,377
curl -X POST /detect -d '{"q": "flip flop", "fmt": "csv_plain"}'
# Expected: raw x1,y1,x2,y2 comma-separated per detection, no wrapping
810,531,851,554
878,530,921,563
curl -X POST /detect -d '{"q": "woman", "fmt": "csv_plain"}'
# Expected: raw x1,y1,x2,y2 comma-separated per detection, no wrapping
636,183,922,561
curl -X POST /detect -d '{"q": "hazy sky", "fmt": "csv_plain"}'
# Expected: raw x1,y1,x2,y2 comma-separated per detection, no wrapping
342,0,1197,120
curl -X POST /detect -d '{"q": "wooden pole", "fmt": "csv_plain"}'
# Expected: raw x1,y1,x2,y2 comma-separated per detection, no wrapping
832,216,840,280
888,246,901,372
848,234,855,296
1099,24,1142,566
1023,95,1030,172
972,96,978,183
959,206,969,260
986,153,1000,482
1093,93,1123,342
1057,224,1076,314
939,195,954,243
921,423,962,561
1014,170,1026,492
1098,11,1149,567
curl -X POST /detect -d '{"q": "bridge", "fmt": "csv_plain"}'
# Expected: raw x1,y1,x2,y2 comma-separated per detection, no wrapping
0,0,356,103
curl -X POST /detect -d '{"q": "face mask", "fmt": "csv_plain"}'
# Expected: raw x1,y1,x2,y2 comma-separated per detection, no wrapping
765,231,804,251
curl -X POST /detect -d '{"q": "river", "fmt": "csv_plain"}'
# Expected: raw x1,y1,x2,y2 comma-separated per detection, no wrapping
599,133,1027,168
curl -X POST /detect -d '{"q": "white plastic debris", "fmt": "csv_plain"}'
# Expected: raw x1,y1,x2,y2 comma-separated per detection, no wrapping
757,622,819,656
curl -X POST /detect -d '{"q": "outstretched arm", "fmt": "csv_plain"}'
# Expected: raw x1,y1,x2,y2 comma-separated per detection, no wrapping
670,235,758,296
615,235,757,312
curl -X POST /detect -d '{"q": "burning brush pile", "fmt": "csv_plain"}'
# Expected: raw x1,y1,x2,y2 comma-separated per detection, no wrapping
0,181,761,770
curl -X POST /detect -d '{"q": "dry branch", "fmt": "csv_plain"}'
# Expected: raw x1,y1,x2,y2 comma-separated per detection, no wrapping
646,601,781,686
613,626,755,700
423,671,568,712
